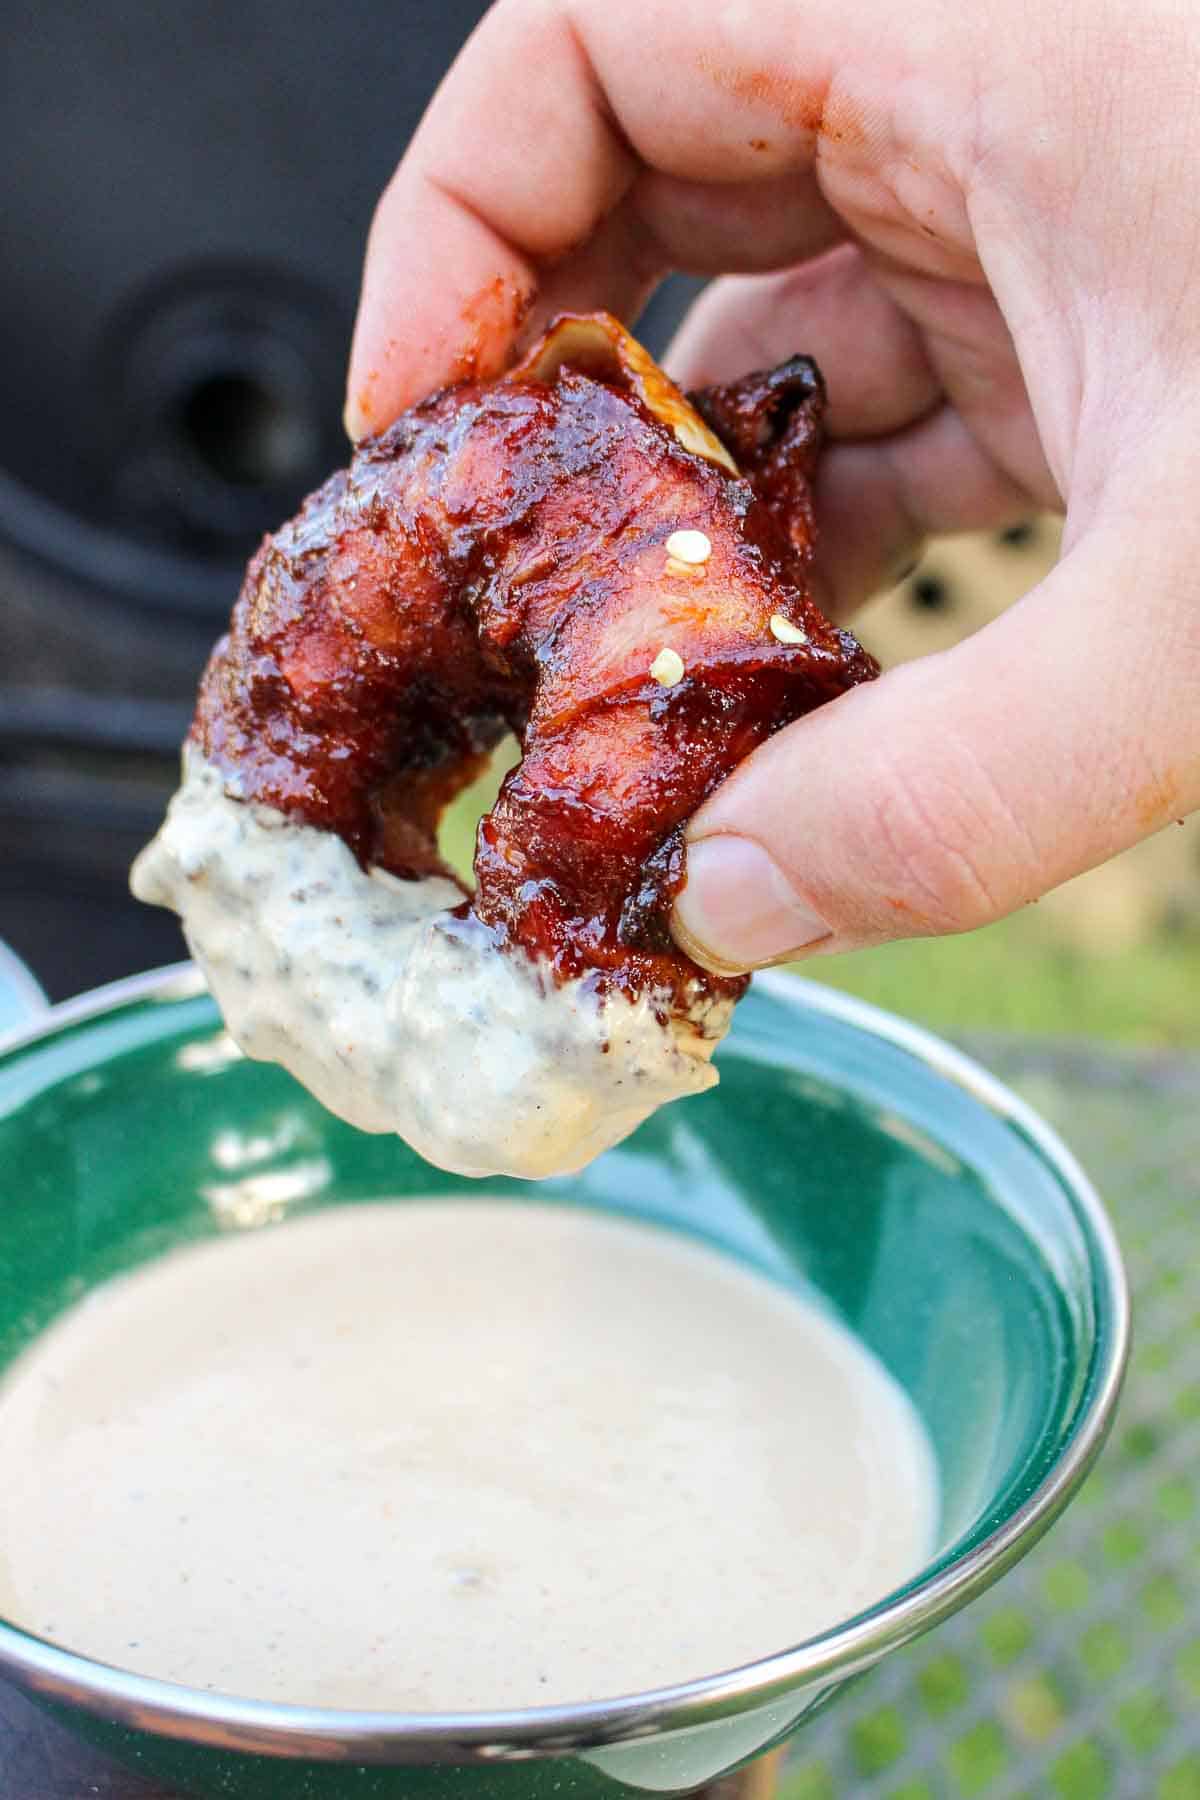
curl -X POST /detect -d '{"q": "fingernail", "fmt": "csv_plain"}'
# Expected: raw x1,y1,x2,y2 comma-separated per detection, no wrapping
672,836,832,973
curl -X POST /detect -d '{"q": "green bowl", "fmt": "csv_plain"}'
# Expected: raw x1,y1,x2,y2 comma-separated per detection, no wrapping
0,963,1128,1799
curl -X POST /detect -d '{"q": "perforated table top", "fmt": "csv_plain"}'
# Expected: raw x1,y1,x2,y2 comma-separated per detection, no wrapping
778,1037,1200,1800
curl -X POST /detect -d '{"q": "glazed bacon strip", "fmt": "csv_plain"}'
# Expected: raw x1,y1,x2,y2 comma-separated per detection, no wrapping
194,314,877,1012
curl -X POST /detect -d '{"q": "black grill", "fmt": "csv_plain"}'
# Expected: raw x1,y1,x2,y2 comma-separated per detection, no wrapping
0,0,697,997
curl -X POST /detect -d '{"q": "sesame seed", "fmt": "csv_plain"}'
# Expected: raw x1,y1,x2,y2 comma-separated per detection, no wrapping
650,647,685,686
769,614,808,646
664,529,712,566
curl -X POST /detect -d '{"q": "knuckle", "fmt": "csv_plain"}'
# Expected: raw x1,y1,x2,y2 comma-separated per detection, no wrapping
863,741,1024,935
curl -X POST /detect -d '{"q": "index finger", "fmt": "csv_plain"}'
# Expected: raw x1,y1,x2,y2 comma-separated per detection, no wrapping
345,0,858,437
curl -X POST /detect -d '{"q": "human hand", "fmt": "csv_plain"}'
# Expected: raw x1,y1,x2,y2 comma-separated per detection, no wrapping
345,0,1200,972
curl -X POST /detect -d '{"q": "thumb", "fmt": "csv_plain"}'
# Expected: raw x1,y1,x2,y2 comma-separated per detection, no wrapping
672,516,1200,972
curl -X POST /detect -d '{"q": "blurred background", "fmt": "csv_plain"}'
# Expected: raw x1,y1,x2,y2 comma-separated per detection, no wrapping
3,0,1198,1042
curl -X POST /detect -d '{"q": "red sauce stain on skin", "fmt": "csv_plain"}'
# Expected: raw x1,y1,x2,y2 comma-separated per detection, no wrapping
354,373,380,430
355,343,400,434
697,52,827,134
883,893,939,931
697,52,868,155
450,277,536,385
818,89,867,149
1136,771,1180,831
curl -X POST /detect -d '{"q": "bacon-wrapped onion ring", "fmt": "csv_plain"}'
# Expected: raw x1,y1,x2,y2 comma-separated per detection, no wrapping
133,314,876,1177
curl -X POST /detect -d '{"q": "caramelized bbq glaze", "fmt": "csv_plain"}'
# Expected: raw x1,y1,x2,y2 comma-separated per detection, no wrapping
193,314,876,1010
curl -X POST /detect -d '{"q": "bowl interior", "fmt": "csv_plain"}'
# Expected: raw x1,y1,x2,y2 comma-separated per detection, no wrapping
0,971,1113,1676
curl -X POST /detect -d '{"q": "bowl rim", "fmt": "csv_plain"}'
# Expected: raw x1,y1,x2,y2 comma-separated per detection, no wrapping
0,962,1131,1763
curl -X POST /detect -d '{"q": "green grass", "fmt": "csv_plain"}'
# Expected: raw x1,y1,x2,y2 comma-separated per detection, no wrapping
439,748,1200,1048
800,913,1200,1047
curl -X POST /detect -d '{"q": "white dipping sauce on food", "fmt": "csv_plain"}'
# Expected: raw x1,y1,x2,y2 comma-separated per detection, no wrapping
0,1203,937,1711
131,754,730,1181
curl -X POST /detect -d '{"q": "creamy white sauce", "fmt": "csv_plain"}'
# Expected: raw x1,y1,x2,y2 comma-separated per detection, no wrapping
131,755,731,1180
0,1203,937,1710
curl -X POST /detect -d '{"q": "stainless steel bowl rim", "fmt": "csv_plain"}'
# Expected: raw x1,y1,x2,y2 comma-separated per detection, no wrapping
0,963,1131,1764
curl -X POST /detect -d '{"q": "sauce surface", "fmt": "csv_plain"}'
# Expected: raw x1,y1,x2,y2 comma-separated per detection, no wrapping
0,1203,936,1710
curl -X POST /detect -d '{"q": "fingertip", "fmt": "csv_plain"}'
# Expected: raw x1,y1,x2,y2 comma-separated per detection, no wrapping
345,171,541,438
672,834,833,972
344,329,421,443
344,282,403,442
343,371,379,445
